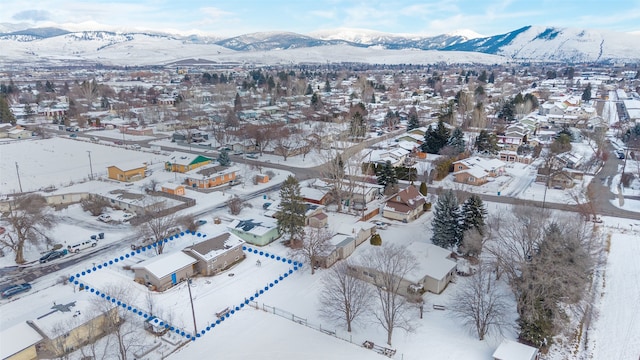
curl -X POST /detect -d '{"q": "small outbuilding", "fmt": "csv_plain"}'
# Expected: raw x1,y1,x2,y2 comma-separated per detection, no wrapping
492,339,539,360
107,164,147,182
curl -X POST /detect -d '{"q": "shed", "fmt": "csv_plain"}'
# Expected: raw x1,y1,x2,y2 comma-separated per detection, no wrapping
227,216,280,246
493,340,539,360
131,252,198,291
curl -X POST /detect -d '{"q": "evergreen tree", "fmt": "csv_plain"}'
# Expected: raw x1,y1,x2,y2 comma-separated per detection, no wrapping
478,70,487,83
311,92,323,111
421,119,450,154
376,160,397,192
370,93,376,104
407,108,420,130
217,148,230,166
498,100,515,122
0,96,16,124
234,93,242,112
447,127,466,154
488,71,495,84
461,195,487,235
474,129,498,154
581,83,592,102
324,79,331,93
276,175,306,245
349,107,367,139
419,181,428,196
431,189,462,249
305,84,313,95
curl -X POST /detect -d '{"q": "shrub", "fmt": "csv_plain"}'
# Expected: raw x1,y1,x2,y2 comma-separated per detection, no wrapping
370,233,382,246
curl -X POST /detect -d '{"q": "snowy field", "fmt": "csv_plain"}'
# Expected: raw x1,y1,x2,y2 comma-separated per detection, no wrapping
0,137,166,193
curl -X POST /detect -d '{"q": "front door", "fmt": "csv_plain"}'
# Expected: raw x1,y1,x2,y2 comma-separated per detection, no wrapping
171,273,177,284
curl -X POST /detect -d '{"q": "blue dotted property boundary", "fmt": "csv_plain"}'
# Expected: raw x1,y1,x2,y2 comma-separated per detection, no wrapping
67,230,302,342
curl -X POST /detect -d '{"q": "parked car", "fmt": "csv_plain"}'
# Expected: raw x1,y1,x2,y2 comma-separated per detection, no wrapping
39,249,67,263
113,140,124,145
97,214,112,222
67,239,98,253
196,219,208,226
374,221,388,230
69,133,77,138
263,202,272,210
90,136,99,142
122,213,135,222
1,283,32,298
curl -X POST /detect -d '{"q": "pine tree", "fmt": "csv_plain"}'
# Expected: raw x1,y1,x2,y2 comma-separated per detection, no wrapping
421,119,450,154
276,176,306,245
407,108,420,130
376,161,397,192
461,195,487,235
0,96,16,124
217,149,230,166
475,129,498,154
234,93,242,112
305,84,313,95
419,181,427,196
447,127,466,154
582,83,592,102
488,71,495,84
478,70,487,83
324,79,331,93
431,189,462,249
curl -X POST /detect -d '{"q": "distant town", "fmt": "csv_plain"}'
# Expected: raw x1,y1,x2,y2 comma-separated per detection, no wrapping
1,61,639,360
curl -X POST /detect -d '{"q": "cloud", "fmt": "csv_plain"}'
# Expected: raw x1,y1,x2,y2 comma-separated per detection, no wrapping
200,7,233,19
12,9,51,22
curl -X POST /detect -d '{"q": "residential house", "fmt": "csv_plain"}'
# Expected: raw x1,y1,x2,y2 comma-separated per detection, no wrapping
265,201,326,227
255,174,269,183
535,167,581,189
308,212,328,228
29,296,119,358
131,251,198,291
183,232,245,276
499,150,532,164
165,152,212,173
335,221,376,246
452,157,506,186
107,164,147,182
407,242,457,294
227,216,280,246
0,322,43,360
184,165,238,189
554,152,583,169
382,185,426,222
315,234,356,269
8,128,32,139
350,241,456,296
492,339,539,360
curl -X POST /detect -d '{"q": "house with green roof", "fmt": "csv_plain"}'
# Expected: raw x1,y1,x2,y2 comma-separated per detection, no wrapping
165,152,212,173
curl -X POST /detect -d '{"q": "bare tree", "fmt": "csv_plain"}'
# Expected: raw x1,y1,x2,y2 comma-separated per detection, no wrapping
136,203,177,255
81,196,110,216
449,262,511,340
92,284,143,360
227,195,246,215
366,243,419,345
319,260,373,332
296,227,333,275
0,194,54,263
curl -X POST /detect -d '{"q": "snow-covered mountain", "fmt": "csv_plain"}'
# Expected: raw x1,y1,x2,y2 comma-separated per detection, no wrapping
0,25,638,65
445,25,640,63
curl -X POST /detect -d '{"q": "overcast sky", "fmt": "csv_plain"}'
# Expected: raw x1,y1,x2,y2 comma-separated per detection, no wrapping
2,0,640,37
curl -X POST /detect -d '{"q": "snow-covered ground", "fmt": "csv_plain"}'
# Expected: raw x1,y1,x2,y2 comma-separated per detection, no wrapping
1,134,640,359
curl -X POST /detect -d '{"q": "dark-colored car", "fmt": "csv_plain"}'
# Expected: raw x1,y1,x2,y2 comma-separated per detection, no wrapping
1,283,32,298
39,249,67,263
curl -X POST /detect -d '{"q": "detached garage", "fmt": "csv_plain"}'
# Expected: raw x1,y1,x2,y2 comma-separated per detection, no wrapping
131,252,197,291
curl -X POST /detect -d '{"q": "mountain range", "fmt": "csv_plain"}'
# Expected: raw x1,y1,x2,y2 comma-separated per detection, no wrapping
0,24,638,66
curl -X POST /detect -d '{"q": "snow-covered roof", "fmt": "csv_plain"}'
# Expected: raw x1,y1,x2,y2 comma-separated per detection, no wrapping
300,186,327,201
29,292,116,339
492,339,538,360
184,232,244,261
228,216,278,236
0,322,43,359
406,242,457,282
131,251,198,279
456,156,505,172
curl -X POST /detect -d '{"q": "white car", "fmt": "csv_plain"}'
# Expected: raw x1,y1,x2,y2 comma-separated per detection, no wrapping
97,214,112,223
122,213,135,222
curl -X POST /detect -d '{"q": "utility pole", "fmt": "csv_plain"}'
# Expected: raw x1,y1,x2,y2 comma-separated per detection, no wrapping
186,277,197,335
15,162,23,193
87,151,94,180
